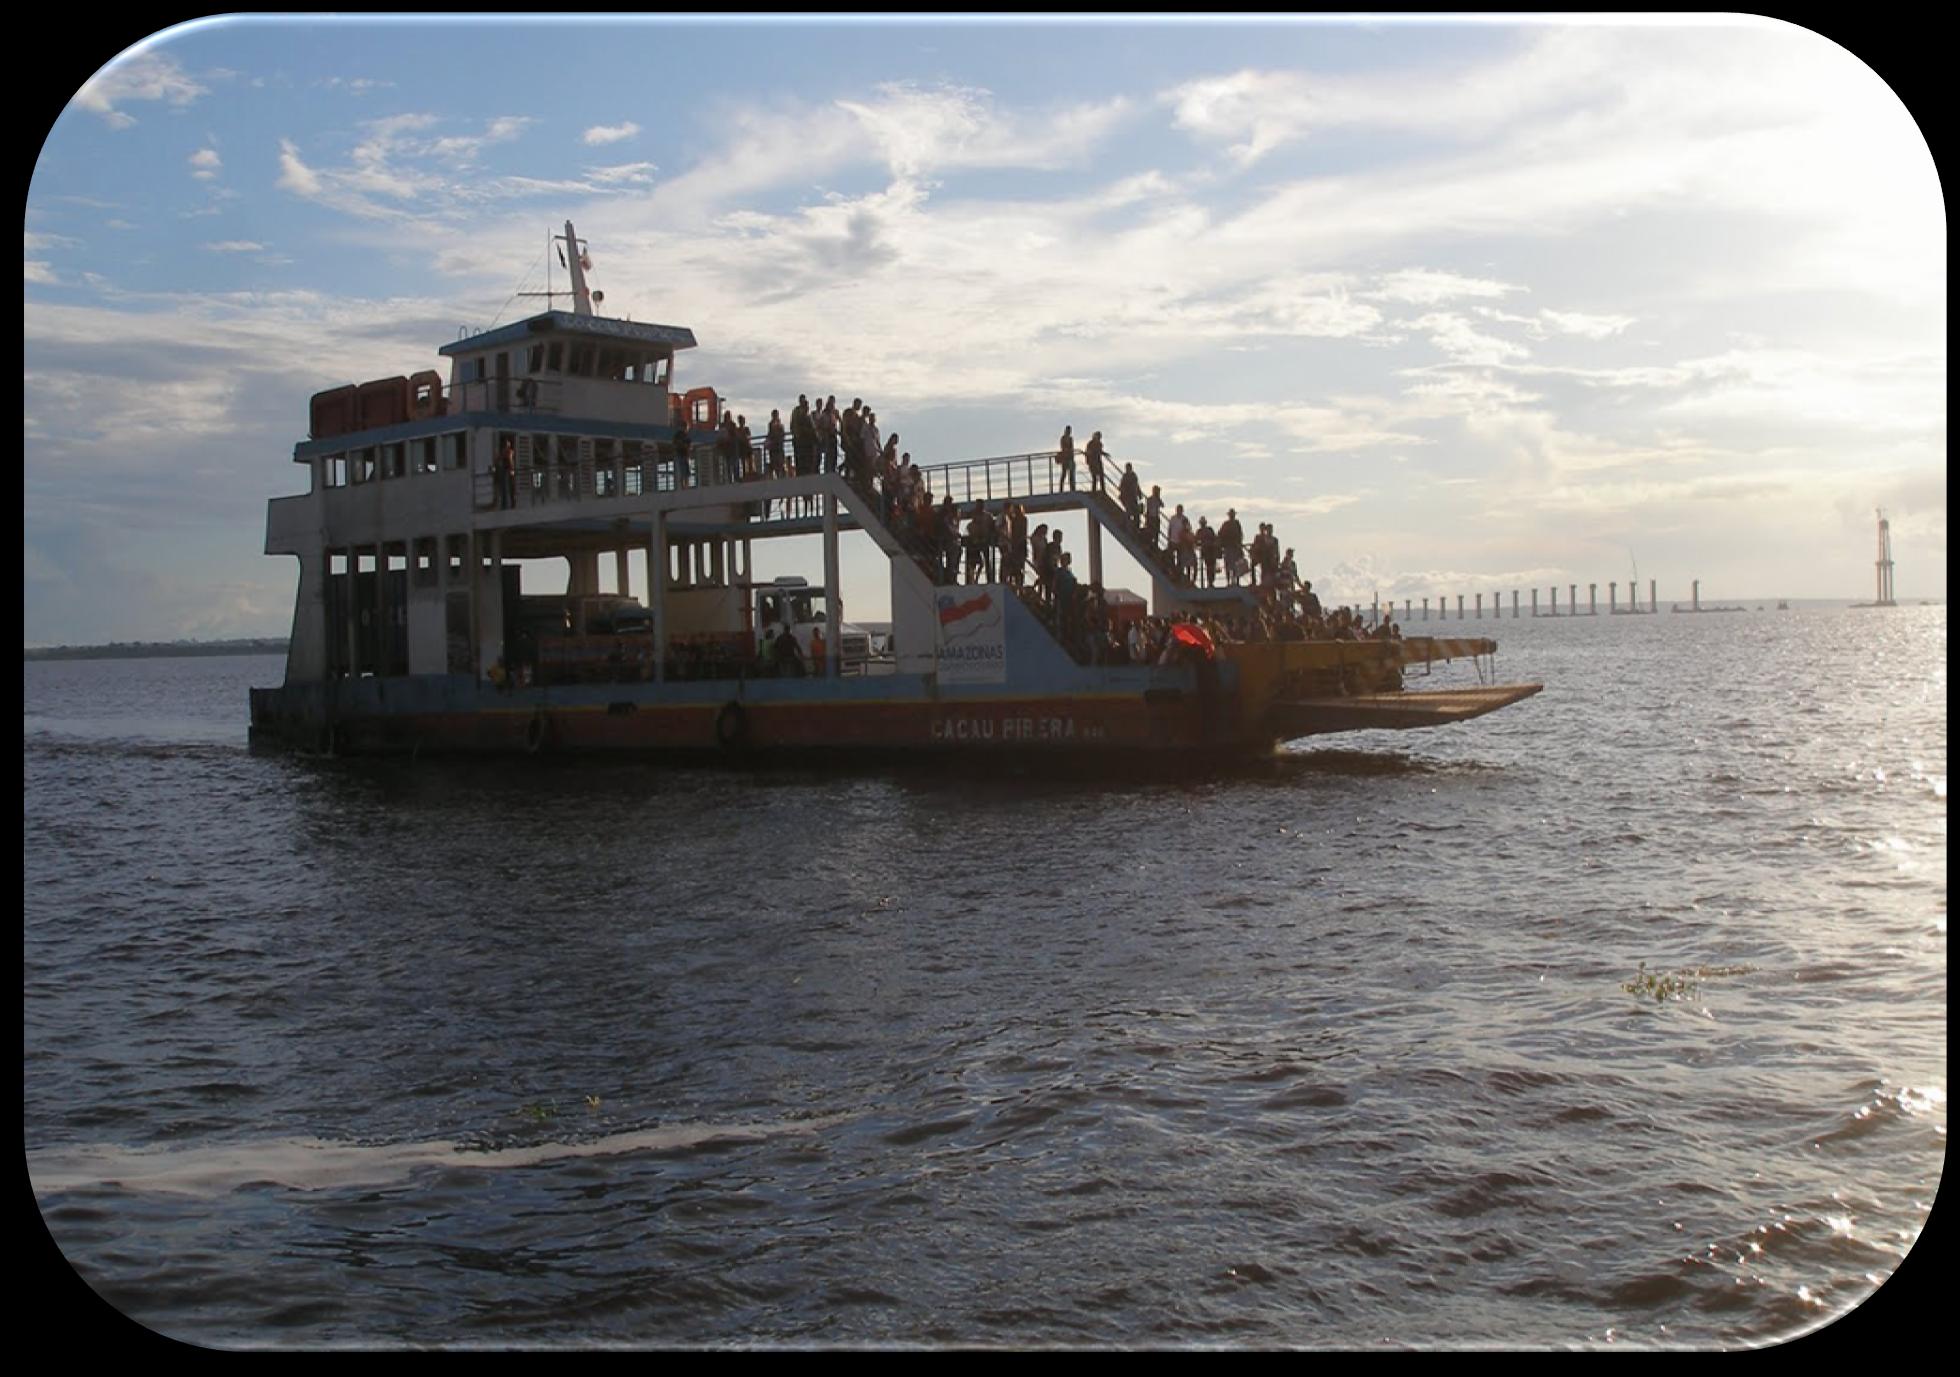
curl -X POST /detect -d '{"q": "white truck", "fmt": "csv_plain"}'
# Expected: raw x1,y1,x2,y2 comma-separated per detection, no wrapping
755,576,871,671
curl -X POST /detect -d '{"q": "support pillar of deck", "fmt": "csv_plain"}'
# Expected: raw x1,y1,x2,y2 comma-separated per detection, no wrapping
1088,518,1104,593
823,490,841,679
490,533,504,669
467,534,480,681
651,511,669,683
345,547,361,678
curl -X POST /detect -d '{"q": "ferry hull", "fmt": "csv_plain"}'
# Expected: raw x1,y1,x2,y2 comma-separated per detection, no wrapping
250,676,1246,758
250,637,1540,761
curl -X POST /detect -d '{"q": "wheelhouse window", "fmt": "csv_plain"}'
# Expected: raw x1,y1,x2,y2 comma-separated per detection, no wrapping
546,341,564,373
384,442,406,479
446,433,467,470
418,437,438,473
324,454,347,488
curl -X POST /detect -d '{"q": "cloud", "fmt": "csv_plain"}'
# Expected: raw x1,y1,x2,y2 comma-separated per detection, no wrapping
648,81,1135,217
1367,269,1520,307
836,81,1132,179
319,75,395,94
1408,312,1530,366
583,121,641,146
71,50,208,128
189,147,222,181
276,138,323,198
584,161,657,186
275,114,649,222
204,240,265,253
1538,309,1635,340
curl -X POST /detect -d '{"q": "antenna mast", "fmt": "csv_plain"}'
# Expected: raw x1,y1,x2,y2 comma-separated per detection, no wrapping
513,221,602,315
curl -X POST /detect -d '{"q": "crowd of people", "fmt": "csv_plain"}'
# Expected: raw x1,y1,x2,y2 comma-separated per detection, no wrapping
683,402,1406,654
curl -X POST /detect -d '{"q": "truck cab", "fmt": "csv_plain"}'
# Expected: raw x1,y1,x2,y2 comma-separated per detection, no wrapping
755,576,871,670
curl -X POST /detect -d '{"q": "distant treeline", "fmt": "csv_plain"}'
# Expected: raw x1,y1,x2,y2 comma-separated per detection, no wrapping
24,638,288,662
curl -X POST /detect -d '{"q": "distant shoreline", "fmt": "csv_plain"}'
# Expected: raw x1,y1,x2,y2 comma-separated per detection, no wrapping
23,639,288,663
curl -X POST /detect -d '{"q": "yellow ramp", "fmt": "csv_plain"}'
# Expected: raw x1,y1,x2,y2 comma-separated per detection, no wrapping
1269,683,1542,738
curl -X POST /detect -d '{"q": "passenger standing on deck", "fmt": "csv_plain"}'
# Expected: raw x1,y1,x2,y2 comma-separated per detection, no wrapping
964,508,987,585
716,412,737,485
980,503,999,582
1166,504,1191,572
767,409,786,477
1056,553,1081,651
1007,504,1029,587
1084,431,1107,494
790,395,815,512
840,401,863,484
881,437,902,526
1055,425,1076,491
818,397,839,474
1118,463,1142,528
937,495,960,583
1219,509,1245,586
1277,548,1300,608
862,410,883,480
1144,486,1164,550
671,421,691,489
737,415,757,480
1197,516,1218,587
772,624,805,677
496,437,517,509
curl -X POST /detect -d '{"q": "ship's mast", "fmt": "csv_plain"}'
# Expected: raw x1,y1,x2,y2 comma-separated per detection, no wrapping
515,222,597,314
562,220,595,317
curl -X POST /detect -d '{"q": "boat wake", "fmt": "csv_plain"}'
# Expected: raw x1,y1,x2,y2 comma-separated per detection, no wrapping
28,1117,844,1199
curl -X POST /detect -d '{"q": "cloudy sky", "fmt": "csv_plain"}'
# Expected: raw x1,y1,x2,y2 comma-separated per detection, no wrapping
25,16,1945,644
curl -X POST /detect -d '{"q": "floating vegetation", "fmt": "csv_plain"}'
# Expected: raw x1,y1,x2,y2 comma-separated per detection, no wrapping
519,1103,556,1123
1623,963,1699,1003
1622,961,1756,1004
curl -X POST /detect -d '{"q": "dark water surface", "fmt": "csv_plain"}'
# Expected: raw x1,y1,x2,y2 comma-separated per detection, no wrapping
24,608,1946,1347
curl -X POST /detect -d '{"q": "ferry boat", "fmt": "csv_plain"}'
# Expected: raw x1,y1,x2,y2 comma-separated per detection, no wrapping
249,224,1540,759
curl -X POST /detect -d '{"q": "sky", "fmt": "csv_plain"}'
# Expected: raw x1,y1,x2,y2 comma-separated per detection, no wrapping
24,15,1946,645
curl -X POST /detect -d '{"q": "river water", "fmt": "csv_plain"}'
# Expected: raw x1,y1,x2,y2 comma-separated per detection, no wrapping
23,606,1946,1348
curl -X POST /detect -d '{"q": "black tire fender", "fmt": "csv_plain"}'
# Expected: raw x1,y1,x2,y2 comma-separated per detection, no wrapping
525,709,549,755
714,700,748,750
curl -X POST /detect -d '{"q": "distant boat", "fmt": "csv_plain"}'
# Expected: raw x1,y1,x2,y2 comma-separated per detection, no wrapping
1778,601,1789,610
